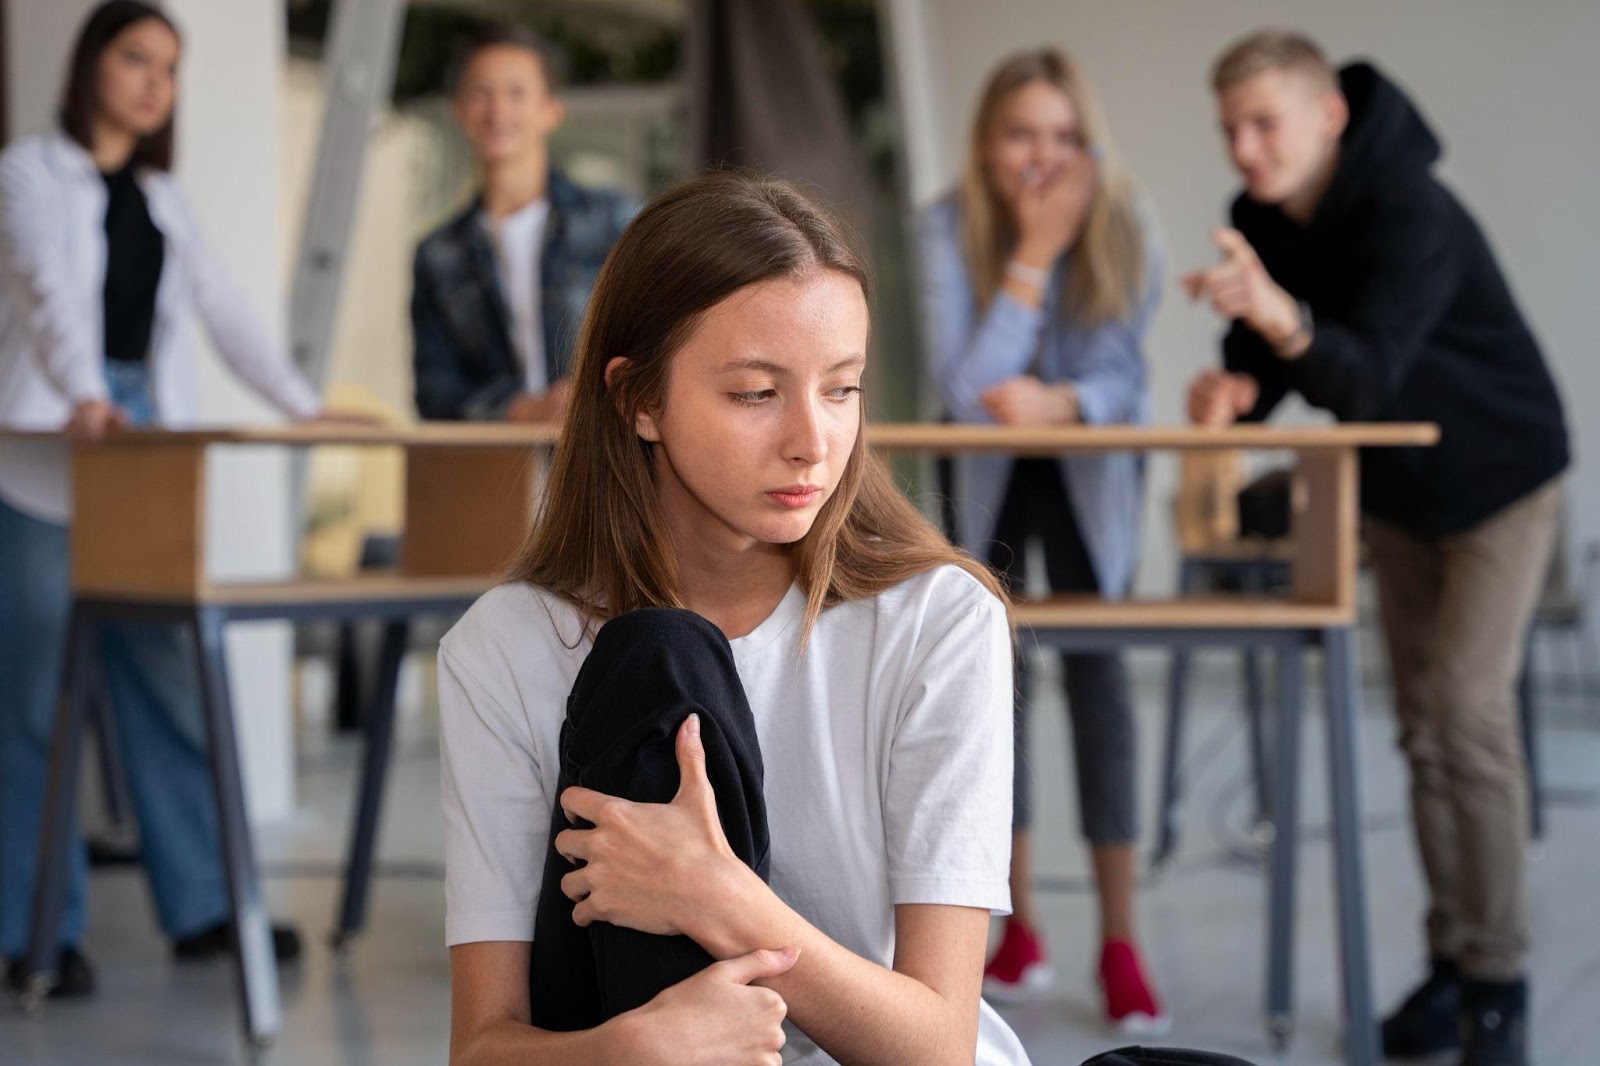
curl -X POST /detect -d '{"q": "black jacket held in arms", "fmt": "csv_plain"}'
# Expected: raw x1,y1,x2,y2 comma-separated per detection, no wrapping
1223,61,1568,536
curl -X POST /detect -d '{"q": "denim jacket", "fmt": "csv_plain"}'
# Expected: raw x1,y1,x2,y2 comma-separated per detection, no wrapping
411,168,634,420
917,193,1162,598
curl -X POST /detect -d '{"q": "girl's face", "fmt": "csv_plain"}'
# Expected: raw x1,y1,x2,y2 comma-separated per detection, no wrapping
633,270,868,557
95,18,179,139
982,79,1087,208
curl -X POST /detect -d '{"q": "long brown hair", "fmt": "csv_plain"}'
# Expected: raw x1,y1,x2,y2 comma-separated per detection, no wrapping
960,48,1144,325
59,1,179,171
508,171,1007,637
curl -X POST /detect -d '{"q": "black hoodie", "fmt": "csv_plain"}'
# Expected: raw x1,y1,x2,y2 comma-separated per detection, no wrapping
1223,62,1569,535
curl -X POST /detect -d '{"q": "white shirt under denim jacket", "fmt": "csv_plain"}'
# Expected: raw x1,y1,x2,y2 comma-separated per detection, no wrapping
0,131,320,524
917,193,1164,599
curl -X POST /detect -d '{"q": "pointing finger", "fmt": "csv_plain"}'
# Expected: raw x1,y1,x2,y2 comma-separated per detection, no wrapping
1213,227,1258,265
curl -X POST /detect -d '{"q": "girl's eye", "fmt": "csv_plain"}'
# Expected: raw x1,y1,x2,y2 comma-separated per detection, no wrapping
828,386,864,402
730,390,777,406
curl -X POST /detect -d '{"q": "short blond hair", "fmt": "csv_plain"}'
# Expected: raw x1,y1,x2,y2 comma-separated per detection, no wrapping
1211,30,1336,93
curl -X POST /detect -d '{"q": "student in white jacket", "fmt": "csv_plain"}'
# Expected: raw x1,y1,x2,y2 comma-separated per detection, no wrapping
0,1,328,996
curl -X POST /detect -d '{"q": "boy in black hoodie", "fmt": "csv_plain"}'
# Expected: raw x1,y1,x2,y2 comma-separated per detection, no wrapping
1183,30,1567,1066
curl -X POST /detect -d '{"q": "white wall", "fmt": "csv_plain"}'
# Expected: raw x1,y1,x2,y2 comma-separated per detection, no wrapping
4,0,300,821
3,1,87,132
897,0,1599,593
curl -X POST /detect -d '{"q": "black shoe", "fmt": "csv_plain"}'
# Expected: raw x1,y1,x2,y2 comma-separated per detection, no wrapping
173,920,302,963
86,833,143,868
4,946,97,1000
1460,976,1529,1066
1381,956,1461,1058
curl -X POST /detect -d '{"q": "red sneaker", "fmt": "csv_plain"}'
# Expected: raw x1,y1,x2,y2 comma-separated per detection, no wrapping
1098,940,1169,1035
982,920,1054,1000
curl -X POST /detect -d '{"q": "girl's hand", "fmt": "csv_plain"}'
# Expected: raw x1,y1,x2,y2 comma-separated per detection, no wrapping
555,713,752,939
614,947,798,1066
980,375,1079,426
1014,156,1097,268
63,400,124,443
505,380,572,423
298,410,384,427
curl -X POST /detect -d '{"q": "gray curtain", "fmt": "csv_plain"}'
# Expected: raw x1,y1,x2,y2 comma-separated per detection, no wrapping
684,0,867,213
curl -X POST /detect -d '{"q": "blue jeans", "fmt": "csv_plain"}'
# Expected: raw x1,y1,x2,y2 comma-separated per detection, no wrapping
0,363,228,956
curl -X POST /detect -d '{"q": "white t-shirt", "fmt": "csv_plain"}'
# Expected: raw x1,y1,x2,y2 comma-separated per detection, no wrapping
438,564,1029,1066
480,197,551,392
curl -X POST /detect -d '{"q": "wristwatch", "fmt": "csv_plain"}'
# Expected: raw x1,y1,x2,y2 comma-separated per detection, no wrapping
1274,299,1314,357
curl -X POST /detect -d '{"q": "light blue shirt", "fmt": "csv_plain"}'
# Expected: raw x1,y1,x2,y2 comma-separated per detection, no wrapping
917,193,1162,598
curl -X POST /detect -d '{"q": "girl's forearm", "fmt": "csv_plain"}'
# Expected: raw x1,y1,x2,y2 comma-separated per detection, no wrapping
453,1013,639,1066
692,870,978,1066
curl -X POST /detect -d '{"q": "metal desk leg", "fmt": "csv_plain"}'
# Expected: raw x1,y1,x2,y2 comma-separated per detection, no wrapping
1323,626,1378,1066
1244,645,1272,835
21,609,95,1010
1152,560,1200,869
1265,640,1304,1049
334,621,365,735
191,607,280,1048
1242,565,1273,835
1152,645,1190,870
333,618,408,949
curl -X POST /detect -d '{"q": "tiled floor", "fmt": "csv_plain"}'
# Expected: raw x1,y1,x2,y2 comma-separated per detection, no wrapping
4,652,1598,1065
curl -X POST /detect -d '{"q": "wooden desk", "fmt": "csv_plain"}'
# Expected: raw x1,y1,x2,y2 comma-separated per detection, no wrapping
11,421,1434,1061
47,419,1431,612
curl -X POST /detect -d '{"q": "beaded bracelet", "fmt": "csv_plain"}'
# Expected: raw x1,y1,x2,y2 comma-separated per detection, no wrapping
1004,259,1051,289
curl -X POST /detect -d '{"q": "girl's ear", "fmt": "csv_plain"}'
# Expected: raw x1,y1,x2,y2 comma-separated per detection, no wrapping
605,356,660,441
603,356,629,392
634,406,661,442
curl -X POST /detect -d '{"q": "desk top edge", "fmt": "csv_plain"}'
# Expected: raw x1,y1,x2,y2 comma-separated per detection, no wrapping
1,421,1439,449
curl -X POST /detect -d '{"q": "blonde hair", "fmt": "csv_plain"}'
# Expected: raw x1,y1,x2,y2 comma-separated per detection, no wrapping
960,48,1145,325
507,171,1008,640
1211,30,1336,94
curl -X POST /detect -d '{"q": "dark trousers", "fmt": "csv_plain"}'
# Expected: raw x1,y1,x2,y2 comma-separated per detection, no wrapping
529,608,770,1031
1364,480,1559,979
986,458,1137,844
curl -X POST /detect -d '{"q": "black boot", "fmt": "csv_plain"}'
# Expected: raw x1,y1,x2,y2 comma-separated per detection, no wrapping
5,946,97,1000
1380,956,1461,1057
173,920,302,963
1459,976,1529,1066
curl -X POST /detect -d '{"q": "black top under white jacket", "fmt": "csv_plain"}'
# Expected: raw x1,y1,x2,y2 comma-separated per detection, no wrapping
1224,61,1568,535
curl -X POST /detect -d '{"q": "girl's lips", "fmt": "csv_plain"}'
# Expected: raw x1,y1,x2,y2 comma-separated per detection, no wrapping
766,487,822,509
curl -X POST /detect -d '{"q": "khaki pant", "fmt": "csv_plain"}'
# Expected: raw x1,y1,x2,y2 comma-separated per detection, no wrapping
1365,480,1561,980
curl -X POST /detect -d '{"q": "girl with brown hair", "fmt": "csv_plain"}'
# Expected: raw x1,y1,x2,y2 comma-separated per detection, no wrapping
0,0,325,995
439,171,1029,1064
